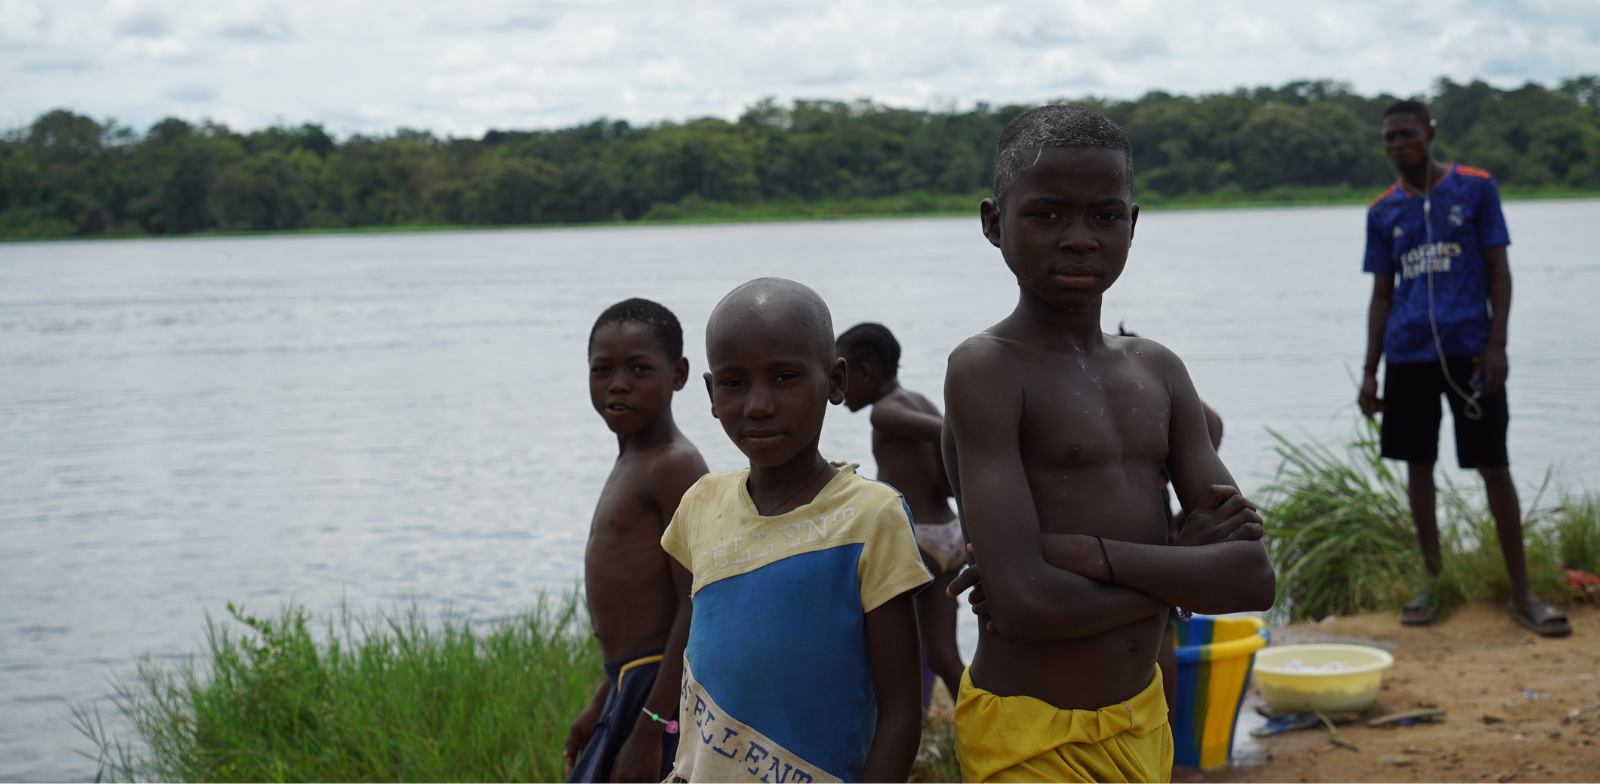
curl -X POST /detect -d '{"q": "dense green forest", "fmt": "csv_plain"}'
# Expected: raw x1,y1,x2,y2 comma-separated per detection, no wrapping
3,76,1597,240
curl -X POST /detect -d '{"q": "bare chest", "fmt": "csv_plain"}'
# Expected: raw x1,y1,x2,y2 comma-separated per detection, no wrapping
1016,355,1171,471
588,458,660,539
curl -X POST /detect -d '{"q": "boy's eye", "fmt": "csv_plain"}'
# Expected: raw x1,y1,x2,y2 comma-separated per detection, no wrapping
718,378,745,388
774,372,799,383
1032,210,1061,220
631,365,651,374
1096,211,1122,222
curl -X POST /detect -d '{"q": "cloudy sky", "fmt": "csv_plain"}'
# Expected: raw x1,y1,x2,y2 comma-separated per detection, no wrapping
4,0,1598,137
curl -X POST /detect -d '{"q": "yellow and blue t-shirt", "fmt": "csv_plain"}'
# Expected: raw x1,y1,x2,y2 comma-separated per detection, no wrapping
1363,163,1511,364
661,463,932,783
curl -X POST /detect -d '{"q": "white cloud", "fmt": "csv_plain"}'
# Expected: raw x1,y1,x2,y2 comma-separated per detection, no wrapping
2,0,1597,137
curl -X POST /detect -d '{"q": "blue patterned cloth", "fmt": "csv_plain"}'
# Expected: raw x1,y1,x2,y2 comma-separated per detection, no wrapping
1363,163,1511,364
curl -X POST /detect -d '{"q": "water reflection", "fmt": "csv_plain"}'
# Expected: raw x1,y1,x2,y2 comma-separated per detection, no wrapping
3,202,1598,780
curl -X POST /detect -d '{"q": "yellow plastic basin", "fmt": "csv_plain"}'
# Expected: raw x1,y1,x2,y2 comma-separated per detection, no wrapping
1253,643,1394,714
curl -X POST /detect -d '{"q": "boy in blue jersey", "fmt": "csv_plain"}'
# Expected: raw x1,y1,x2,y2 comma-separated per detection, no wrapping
661,278,929,782
1359,100,1570,637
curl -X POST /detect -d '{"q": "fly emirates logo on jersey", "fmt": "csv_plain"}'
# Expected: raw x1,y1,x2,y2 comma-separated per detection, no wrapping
1400,241,1463,280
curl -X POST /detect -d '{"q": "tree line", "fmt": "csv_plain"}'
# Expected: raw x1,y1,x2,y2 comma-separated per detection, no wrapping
3,76,1597,239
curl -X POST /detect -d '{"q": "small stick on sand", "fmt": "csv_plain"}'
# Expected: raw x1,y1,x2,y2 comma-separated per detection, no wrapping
1314,709,1360,751
1368,708,1447,726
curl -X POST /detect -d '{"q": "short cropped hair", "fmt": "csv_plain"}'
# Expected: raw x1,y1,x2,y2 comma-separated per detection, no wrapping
1382,100,1432,126
993,105,1133,204
588,297,684,360
837,322,900,376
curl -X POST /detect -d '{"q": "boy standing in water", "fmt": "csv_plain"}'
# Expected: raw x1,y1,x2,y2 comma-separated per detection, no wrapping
1358,100,1569,637
662,278,929,783
837,322,966,705
566,298,709,783
941,105,1275,783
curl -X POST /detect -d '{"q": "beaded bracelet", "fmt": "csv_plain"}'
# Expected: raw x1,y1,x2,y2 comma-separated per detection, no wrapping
641,708,679,734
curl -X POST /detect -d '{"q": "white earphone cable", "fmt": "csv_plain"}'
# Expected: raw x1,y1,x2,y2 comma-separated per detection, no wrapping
1420,158,1484,421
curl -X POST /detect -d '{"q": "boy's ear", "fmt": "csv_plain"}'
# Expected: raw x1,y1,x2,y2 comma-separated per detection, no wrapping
672,356,689,391
1129,203,1140,243
980,198,1004,249
827,356,847,406
703,371,718,418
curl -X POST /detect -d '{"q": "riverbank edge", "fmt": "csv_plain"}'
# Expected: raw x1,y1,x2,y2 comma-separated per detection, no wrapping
7,187,1598,244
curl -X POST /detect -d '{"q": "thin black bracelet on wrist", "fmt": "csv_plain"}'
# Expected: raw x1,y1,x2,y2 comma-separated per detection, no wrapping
1096,535,1115,584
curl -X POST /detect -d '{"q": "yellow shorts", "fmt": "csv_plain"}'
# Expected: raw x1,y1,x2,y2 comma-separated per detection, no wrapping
953,667,1172,783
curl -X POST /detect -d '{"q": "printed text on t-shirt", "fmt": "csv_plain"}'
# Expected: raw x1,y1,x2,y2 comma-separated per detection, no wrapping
691,507,857,571
1400,241,1463,280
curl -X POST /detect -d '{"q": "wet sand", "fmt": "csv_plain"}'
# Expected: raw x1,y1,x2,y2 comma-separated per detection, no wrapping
1217,603,1600,783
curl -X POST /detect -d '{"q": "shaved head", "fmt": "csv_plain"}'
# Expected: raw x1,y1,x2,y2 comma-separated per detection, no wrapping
706,277,835,364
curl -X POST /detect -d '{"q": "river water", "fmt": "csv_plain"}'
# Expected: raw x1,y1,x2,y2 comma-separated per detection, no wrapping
3,201,1597,781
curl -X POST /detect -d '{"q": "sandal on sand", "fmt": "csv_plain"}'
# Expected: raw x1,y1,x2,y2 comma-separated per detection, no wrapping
1509,600,1572,638
1400,587,1438,626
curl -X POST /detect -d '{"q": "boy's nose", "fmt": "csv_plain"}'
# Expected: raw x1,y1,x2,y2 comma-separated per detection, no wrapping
1059,219,1099,253
744,384,777,418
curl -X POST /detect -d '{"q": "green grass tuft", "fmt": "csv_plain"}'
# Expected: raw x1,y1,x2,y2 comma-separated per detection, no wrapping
73,592,602,782
1260,421,1599,623
1259,423,1419,622
1553,493,1600,575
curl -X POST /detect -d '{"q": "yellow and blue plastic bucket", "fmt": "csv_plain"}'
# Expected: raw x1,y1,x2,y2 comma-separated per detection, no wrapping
1172,615,1269,770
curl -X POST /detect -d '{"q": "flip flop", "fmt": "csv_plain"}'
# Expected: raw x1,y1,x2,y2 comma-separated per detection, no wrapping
1249,713,1322,737
1509,600,1572,638
1400,587,1438,626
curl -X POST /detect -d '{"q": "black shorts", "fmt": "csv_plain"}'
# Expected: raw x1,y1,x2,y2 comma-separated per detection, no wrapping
1380,357,1509,469
567,647,679,783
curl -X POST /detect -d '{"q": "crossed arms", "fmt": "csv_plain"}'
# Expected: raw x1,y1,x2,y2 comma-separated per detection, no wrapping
941,337,1275,643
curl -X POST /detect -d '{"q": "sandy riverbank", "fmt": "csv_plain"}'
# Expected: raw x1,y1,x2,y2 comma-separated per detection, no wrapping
1216,603,1600,783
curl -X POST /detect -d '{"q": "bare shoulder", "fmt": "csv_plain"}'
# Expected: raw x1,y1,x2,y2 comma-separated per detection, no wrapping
944,331,1025,422
946,331,1022,380
1105,333,1188,381
873,387,937,419
899,387,940,414
647,437,710,503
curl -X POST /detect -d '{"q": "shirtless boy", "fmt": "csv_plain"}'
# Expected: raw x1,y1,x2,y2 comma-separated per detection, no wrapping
660,279,929,782
837,322,965,704
940,105,1276,783
565,298,709,783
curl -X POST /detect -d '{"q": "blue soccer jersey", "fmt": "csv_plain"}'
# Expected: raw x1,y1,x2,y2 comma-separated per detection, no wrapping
660,464,932,783
1363,163,1511,364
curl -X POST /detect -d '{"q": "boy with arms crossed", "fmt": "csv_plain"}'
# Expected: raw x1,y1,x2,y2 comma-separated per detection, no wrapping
942,106,1276,783
566,299,709,783
1358,101,1569,636
662,279,929,782
837,322,966,706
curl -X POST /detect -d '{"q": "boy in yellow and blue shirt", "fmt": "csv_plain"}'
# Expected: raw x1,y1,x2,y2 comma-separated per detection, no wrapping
661,278,930,783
